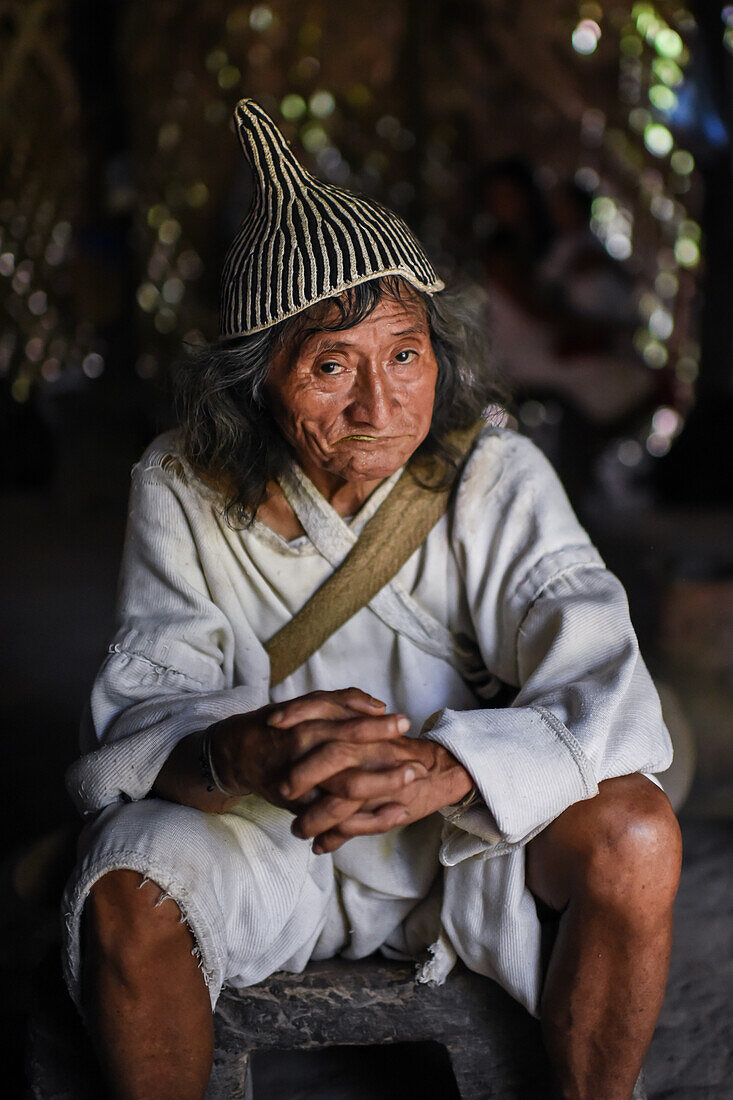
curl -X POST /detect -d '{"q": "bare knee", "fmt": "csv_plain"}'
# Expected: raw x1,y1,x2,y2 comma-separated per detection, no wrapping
529,774,682,918
573,776,682,915
85,869,192,982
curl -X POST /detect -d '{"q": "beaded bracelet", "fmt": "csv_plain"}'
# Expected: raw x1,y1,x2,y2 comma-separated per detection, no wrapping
199,726,235,797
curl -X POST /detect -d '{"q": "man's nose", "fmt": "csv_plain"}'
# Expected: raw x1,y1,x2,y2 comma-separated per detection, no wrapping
348,366,398,429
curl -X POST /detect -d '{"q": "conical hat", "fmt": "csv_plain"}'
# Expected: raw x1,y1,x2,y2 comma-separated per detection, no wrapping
220,99,444,338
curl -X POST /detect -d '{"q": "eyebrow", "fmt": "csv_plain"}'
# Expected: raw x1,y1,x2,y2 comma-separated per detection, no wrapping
309,338,357,354
389,326,427,337
308,326,428,354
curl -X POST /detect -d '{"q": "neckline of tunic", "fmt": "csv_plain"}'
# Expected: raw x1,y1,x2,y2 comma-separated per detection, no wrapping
242,462,404,556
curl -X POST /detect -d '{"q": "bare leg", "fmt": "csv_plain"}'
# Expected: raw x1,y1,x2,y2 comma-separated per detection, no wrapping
83,869,214,1100
526,774,682,1100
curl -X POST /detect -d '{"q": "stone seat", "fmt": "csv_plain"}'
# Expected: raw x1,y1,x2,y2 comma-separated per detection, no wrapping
28,954,647,1098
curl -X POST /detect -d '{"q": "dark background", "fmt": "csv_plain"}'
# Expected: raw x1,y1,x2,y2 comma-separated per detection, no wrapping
2,1,733,1095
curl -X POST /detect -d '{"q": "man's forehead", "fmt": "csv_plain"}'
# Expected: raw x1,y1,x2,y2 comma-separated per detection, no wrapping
303,298,429,347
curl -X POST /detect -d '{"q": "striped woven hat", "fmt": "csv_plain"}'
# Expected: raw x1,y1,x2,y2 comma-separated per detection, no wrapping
220,98,444,338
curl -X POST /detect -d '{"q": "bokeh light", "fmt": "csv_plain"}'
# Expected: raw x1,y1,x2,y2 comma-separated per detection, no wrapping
674,238,700,267
670,150,695,175
617,439,644,467
643,122,674,157
648,84,677,112
309,90,336,119
652,57,684,86
281,94,307,120
654,29,683,59
249,6,274,32
572,20,602,55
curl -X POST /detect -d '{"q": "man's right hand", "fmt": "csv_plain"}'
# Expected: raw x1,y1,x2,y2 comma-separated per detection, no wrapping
154,687,425,822
211,687,419,813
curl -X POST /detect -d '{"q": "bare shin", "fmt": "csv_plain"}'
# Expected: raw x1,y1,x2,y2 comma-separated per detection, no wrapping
82,869,214,1100
527,774,682,1100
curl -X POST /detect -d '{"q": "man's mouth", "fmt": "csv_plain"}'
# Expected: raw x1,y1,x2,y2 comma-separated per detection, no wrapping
337,434,404,443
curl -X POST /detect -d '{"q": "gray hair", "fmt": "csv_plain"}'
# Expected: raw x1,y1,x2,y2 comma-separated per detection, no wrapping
174,275,504,526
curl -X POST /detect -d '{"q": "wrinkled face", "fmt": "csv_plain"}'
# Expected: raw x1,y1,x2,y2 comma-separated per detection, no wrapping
266,295,439,486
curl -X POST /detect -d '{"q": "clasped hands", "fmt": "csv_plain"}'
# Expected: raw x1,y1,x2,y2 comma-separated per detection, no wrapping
210,687,473,854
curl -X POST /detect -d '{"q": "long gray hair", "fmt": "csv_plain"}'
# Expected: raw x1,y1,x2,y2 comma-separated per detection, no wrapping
174,275,504,526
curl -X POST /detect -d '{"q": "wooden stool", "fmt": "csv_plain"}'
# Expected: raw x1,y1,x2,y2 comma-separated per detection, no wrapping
28,954,647,1098
209,956,554,1099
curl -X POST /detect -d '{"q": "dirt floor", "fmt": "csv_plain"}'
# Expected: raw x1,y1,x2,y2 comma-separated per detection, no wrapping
645,817,733,1099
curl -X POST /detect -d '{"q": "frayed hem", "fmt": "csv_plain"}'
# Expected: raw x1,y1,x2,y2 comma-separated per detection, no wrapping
61,855,224,1014
415,930,457,987
135,877,212,975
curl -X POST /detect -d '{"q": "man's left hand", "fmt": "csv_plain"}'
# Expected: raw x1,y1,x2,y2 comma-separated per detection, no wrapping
284,735,474,853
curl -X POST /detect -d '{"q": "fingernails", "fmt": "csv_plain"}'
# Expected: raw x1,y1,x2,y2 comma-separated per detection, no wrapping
396,717,410,733
404,767,416,783
280,782,292,798
370,696,386,707
312,841,324,855
268,710,284,725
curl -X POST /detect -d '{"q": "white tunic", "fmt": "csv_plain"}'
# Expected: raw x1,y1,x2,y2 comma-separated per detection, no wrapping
63,424,672,1015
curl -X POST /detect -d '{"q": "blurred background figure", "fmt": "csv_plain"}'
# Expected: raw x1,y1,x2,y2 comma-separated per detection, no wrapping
479,161,659,507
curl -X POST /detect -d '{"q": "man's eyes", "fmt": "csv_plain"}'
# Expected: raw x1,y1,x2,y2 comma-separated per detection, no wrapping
315,349,419,374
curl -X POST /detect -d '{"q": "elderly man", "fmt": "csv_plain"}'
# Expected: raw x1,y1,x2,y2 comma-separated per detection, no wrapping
63,100,681,1100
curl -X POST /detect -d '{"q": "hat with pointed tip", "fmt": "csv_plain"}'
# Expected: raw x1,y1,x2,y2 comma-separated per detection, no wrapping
219,98,444,338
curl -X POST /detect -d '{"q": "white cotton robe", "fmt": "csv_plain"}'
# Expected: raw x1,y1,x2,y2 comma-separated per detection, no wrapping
62,425,672,1015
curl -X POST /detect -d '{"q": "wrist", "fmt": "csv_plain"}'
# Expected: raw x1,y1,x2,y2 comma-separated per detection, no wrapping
201,722,249,798
447,771,475,808
424,743,471,814
431,744,473,808
440,752,480,822
444,783,480,819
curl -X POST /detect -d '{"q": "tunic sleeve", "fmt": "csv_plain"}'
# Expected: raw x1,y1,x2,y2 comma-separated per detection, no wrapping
65,446,268,815
419,429,672,863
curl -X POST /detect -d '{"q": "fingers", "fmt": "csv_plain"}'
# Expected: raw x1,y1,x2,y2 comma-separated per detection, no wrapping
291,793,364,841
323,762,427,803
292,763,424,836
312,803,410,854
268,688,386,729
281,730,411,801
285,712,410,769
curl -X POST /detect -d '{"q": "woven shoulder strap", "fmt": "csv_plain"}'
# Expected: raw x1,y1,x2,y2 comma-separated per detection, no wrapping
265,422,483,687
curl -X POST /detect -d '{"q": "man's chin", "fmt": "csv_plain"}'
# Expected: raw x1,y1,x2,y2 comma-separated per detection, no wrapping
331,442,417,480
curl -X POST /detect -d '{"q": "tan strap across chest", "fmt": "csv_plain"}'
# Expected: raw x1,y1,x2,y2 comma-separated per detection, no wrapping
264,422,483,687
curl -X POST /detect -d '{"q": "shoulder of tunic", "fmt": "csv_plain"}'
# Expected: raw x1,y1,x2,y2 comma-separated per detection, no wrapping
454,423,553,507
450,423,599,589
131,429,224,507
134,428,188,478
